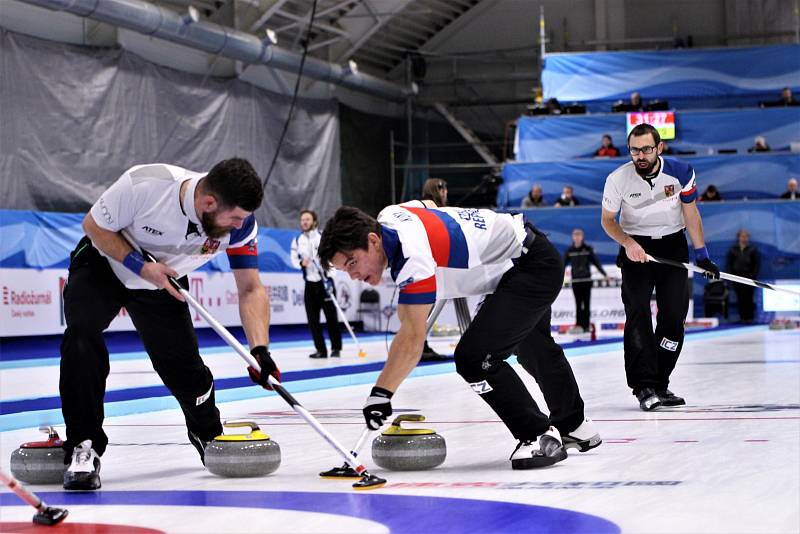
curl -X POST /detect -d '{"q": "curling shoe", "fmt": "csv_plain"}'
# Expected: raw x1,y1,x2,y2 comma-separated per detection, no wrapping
562,418,602,452
63,440,101,490
188,431,211,465
510,426,567,469
657,389,686,407
309,351,327,359
330,350,341,358
636,388,662,411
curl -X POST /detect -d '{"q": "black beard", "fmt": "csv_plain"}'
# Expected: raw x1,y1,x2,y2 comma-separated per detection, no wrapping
634,158,659,178
201,210,230,239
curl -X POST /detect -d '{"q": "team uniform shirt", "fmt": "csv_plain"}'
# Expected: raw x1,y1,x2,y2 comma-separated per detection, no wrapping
602,156,697,237
291,229,326,282
377,201,527,305
90,163,259,290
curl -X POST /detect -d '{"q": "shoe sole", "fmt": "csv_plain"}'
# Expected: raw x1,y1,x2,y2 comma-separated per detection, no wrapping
63,475,101,491
659,399,686,407
511,447,568,469
563,434,602,452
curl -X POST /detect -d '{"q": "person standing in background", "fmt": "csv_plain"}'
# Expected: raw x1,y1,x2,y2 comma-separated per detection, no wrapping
291,210,342,359
564,229,608,334
726,229,760,322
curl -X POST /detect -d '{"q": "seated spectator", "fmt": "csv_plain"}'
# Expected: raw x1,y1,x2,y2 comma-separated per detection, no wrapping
594,134,620,157
781,87,798,106
661,141,675,155
554,185,579,207
545,97,562,115
781,177,798,200
699,184,722,202
629,91,643,111
520,183,545,208
748,136,770,153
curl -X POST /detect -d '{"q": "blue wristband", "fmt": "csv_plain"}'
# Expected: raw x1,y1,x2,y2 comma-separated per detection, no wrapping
122,250,146,275
694,246,709,261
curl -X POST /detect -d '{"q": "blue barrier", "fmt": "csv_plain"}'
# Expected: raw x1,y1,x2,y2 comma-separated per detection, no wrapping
542,45,800,112
515,107,800,163
517,201,800,318
0,209,300,272
499,153,800,209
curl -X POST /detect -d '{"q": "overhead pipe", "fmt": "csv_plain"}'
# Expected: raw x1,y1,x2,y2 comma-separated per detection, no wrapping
17,0,417,101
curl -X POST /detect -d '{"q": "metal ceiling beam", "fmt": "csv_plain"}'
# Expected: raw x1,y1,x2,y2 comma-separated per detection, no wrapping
247,0,291,32
18,0,416,100
330,0,412,62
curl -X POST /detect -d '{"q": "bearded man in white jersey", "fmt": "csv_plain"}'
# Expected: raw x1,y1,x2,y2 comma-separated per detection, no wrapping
318,205,601,470
601,124,720,412
59,158,280,490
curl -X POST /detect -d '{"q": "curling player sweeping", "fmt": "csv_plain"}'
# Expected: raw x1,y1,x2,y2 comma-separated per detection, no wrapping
319,204,601,470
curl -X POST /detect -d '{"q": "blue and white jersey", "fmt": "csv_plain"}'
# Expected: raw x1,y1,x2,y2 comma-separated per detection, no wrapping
90,164,259,290
602,156,697,237
377,202,527,304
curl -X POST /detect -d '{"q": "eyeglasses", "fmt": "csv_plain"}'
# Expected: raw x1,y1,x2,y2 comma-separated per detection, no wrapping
629,145,656,156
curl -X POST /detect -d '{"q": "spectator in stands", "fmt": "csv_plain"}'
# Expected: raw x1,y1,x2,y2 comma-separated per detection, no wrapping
546,98,562,115
661,141,675,155
781,177,798,200
726,229,760,323
748,136,770,153
554,185,579,207
699,184,722,202
630,91,643,111
594,134,620,157
781,87,798,106
521,183,546,208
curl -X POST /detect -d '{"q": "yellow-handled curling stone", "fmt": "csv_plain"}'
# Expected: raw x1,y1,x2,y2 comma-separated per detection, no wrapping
371,414,446,471
205,421,281,478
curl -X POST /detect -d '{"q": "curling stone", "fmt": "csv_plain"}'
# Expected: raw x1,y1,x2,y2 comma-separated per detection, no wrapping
371,414,446,471
205,421,280,478
10,426,66,484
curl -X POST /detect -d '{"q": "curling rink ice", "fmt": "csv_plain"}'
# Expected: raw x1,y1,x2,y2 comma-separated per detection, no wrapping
1,325,799,533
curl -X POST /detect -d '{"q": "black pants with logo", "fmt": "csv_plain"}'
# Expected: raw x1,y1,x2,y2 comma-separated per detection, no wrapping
572,281,592,330
304,281,342,355
618,231,690,394
59,237,222,458
453,228,586,441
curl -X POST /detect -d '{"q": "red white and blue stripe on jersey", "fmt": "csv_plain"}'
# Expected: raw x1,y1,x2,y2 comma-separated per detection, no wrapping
225,214,259,269
381,207,470,305
663,158,698,203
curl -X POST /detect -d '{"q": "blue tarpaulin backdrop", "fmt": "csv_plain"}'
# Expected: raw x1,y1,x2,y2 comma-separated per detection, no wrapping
542,45,800,111
499,153,800,208
514,107,800,163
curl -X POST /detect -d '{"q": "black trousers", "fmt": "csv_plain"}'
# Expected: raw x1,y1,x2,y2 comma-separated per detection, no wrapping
59,237,222,457
304,281,342,354
733,284,756,321
572,281,592,330
618,231,690,394
454,228,586,441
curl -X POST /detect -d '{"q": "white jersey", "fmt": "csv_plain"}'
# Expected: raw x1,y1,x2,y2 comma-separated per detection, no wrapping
90,163,259,290
602,156,698,237
377,202,527,304
291,229,325,282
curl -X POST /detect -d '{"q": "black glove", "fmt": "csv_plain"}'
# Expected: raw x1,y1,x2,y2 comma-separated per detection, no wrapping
247,346,281,391
696,257,721,280
362,386,393,430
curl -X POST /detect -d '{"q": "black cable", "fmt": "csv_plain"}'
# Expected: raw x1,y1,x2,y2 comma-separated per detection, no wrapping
262,0,319,188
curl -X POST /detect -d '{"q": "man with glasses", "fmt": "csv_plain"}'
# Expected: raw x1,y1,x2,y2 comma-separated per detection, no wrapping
600,124,719,412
